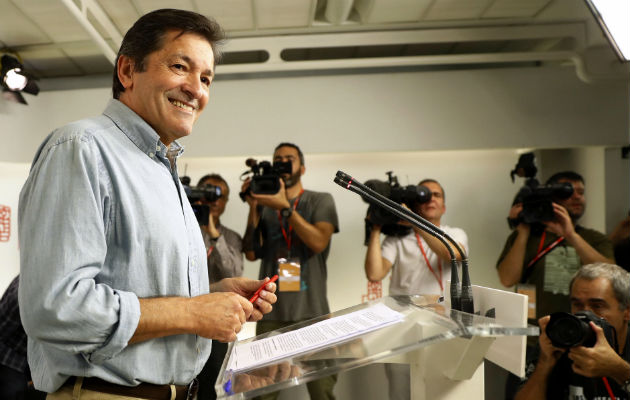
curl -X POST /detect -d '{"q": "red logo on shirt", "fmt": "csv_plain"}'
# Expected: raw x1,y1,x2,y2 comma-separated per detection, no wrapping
0,205,10,242
361,280,383,303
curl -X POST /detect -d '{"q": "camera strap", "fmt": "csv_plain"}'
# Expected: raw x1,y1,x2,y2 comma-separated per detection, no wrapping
277,189,305,252
526,231,565,269
415,233,443,293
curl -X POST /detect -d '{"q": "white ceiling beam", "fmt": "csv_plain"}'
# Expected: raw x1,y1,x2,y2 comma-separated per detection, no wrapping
223,23,586,52
60,0,121,64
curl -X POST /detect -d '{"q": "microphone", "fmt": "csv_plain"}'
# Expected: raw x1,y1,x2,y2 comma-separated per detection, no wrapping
334,171,473,313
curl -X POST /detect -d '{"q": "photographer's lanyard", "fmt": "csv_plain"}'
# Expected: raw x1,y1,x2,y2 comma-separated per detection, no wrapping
277,189,304,256
415,233,443,292
527,231,565,268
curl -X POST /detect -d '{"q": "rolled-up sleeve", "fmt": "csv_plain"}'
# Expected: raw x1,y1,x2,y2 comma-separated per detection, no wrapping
18,129,140,363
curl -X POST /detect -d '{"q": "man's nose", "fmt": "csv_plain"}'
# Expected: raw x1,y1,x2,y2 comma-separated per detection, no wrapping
183,75,205,102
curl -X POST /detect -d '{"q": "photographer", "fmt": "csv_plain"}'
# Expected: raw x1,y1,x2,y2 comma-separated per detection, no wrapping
195,174,244,284
515,263,630,400
194,174,244,400
497,171,614,320
241,142,339,400
364,179,468,400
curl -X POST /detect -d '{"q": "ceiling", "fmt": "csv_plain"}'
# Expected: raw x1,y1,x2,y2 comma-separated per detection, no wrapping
0,0,626,85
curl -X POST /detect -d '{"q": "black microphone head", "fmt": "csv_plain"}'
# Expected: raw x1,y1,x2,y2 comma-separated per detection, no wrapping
336,171,353,182
333,176,346,187
245,158,257,167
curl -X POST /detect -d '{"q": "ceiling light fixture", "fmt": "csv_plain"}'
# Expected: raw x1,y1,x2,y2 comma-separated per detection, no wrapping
1,54,40,104
584,0,630,62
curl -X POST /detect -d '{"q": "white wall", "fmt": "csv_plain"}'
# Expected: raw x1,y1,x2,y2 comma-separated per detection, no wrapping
0,162,31,293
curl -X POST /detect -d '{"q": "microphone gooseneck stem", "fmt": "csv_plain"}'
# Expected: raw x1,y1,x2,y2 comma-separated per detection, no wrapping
334,171,473,312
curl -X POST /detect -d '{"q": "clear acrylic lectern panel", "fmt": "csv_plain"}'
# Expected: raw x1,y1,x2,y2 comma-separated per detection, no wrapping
216,295,538,399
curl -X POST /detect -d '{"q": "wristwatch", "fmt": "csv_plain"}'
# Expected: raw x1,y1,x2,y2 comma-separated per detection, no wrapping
280,207,293,219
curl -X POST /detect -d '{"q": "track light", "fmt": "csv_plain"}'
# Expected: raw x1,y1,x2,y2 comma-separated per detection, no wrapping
1,54,40,105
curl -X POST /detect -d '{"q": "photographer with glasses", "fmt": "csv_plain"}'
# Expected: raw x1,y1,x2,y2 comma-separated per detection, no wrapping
364,178,468,400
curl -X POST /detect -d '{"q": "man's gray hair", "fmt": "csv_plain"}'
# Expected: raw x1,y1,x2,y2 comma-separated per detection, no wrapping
570,263,630,310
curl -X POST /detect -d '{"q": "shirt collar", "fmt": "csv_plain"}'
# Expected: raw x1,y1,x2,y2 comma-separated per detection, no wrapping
102,99,185,159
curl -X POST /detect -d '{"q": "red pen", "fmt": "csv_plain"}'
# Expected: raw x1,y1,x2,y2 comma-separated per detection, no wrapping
249,275,278,303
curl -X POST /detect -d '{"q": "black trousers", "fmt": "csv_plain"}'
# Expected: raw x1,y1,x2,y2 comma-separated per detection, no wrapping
197,340,229,400
0,364,45,400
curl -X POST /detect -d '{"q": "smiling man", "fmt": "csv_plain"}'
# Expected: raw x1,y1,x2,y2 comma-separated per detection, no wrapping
18,9,277,399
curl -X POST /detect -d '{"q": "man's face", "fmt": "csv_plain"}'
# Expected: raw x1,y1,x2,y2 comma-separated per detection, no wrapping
118,30,215,146
200,178,228,219
570,277,630,345
416,181,446,223
273,146,304,189
556,179,585,220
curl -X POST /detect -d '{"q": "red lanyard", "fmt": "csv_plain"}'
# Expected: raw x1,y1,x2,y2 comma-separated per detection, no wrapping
207,245,214,258
527,231,565,268
277,189,304,250
415,233,443,292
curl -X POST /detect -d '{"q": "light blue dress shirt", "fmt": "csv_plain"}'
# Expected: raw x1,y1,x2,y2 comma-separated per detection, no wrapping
18,99,211,392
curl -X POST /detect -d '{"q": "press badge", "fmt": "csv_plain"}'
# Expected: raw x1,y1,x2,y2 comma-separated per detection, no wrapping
278,258,301,292
516,284,536,319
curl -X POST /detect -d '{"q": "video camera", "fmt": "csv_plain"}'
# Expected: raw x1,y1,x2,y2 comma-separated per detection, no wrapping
508,152,573,228
180,176,222,226
546,310,617,351
239,158,292,201
362,171,432,243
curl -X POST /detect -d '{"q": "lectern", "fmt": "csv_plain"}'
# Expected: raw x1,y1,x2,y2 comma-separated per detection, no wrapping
216,294,538,399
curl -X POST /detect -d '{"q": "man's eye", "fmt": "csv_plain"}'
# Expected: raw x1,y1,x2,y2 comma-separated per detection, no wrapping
201,77,211,86
173,64,184,70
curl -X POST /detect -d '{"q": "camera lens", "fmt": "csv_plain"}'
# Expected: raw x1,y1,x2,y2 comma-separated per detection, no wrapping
546,312,591,348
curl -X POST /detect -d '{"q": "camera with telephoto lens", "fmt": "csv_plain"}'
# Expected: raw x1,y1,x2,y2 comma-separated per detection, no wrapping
546,310,618,351
362,171,432,244
180,176,222,226
239,158,293,201
508,152,574,228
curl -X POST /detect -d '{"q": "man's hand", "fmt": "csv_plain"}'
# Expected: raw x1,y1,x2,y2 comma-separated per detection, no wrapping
538,316,566,369
232,362,301,393
212,277,278,321
189,292,252,342
514,315,566,400
251,179,290,211
204,207,220,238
509,203,530,234
241,178,258,209
568,322,630,383
544,203,576,238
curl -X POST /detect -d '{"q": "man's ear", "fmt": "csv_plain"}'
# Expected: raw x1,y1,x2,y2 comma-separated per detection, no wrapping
300,164,306,176
624,306,630,323
117,55,135,91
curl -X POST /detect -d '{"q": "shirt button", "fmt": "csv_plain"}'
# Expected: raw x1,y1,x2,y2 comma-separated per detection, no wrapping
149,152,154,158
